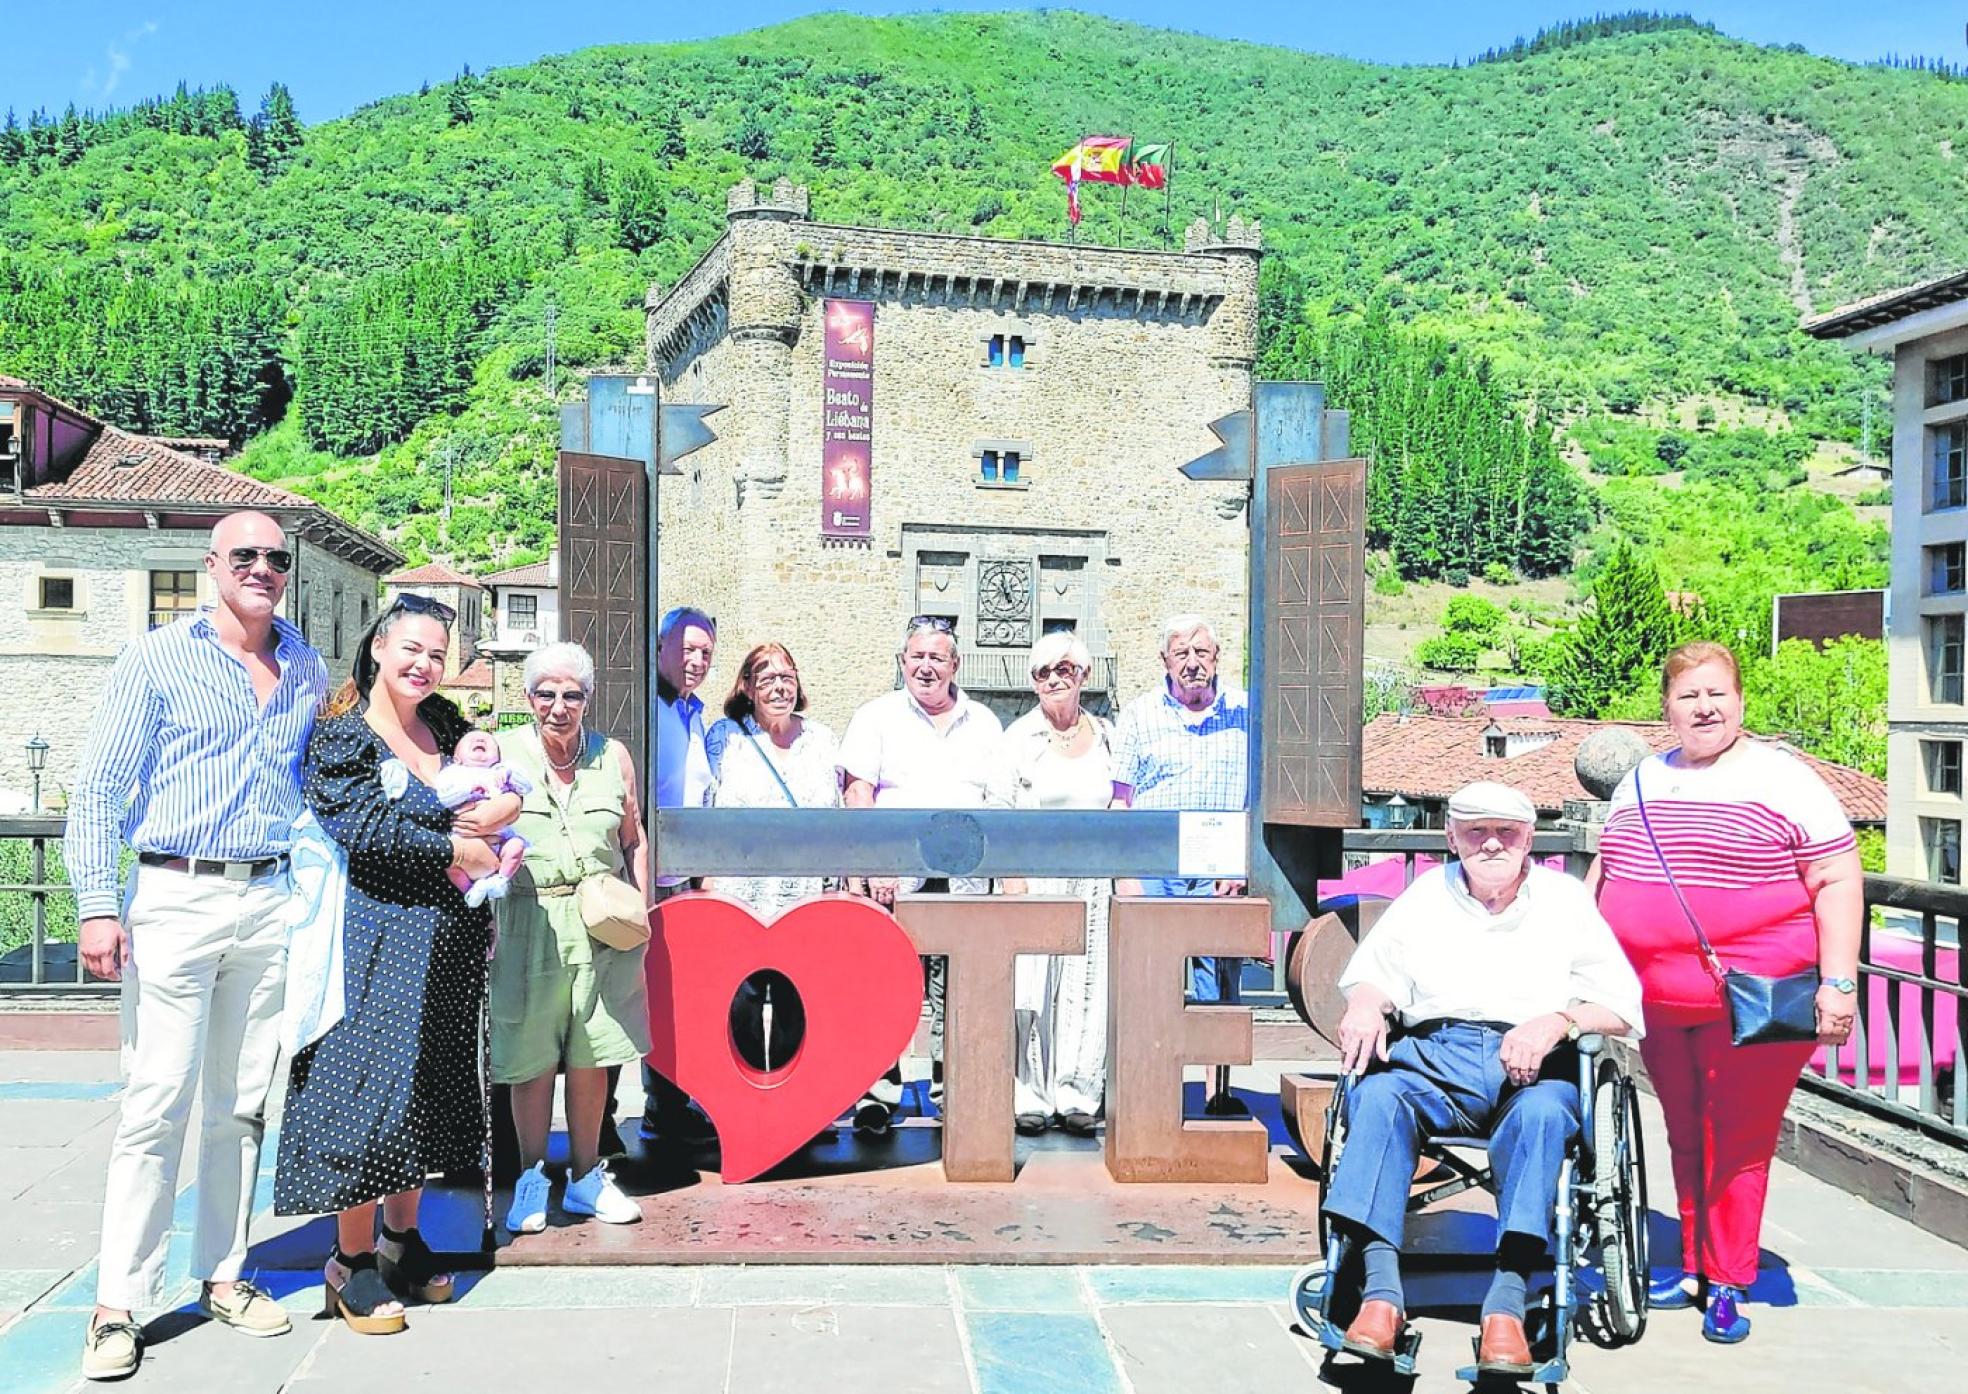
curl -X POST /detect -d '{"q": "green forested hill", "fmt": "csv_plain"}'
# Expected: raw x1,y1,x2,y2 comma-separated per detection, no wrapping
0,9,1957,576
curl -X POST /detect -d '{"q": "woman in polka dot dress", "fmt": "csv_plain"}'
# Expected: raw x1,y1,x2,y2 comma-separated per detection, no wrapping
274,596,519,1334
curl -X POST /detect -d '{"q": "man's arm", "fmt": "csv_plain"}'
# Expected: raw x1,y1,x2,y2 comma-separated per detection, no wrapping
66,644,163,979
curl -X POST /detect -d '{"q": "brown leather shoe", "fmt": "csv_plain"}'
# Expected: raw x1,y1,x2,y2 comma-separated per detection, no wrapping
1476,1313,1535,1375
1339,1299,1403,1360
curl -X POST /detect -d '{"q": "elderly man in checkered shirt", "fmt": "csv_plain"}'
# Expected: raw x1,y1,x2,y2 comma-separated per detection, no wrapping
1111,612,1251,1117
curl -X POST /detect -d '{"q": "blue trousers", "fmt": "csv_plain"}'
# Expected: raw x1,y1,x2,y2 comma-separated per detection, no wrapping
1145,876,1243,1006
1321,1021,1578,1251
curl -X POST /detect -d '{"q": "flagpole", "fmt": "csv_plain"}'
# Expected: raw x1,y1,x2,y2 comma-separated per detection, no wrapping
1163,142,1175,250
1116,135,1132,249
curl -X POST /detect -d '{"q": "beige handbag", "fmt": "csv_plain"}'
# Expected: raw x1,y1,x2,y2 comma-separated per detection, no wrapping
578,871,650,951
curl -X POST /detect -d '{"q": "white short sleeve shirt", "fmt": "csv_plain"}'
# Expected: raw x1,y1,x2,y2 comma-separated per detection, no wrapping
836,688,1004,810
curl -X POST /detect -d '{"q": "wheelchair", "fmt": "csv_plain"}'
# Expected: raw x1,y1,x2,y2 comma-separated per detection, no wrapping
1289,1033,1650,1387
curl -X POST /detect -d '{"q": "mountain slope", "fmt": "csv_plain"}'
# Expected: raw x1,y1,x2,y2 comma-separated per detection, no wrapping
0,10,1960,567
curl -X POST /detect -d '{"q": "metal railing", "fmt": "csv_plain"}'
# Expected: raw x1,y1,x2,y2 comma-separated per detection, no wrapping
1338,827,1588,880
1801,873,1966,1144
0,814,110,992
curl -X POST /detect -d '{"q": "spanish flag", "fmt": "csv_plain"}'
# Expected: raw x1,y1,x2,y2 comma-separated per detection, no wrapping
1051,136,1132,187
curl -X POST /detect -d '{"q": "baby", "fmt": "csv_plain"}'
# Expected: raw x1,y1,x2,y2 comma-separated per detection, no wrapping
383,730,534,907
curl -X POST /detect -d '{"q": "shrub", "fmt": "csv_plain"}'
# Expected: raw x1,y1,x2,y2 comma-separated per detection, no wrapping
1373,567,1406,596
1483,561,1517,586
1416,632,1483,672
1443,594,1506,645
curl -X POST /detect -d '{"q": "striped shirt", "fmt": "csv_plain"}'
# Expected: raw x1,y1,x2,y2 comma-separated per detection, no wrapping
65,610,330,919
1597,741,1855,1019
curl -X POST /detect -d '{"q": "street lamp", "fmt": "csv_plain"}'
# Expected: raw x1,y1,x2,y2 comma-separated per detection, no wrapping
1382,793,1417,830
25,732,48,813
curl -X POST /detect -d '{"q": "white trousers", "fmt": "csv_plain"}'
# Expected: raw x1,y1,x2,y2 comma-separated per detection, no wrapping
1013,877,1109,1119
96,863,289,1311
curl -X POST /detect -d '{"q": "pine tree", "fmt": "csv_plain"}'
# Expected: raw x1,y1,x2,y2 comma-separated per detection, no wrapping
0,111,23,166
654,104,685,161
55,104,84,166
243,114,271,178
1543,539,1680,716
735,113,771,161
612,161,666,253
447,84,475,127
260,83,303,165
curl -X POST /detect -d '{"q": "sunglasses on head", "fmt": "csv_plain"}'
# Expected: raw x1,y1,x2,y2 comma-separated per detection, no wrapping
218,546,293,575
385,592,457,627
907,615,956,634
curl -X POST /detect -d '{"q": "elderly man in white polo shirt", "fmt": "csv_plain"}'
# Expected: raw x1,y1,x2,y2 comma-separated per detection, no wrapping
1322,780,1644,1379
839,615,1004,1135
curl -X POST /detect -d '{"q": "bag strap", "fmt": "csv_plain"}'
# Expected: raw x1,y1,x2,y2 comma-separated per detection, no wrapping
742,721,802,809
1634,763,1728,983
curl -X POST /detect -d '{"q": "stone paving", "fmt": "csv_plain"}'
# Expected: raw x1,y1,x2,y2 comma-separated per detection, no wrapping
1,1045,1964,1394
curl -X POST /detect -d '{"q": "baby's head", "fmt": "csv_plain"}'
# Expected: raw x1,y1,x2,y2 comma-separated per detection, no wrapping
455,731,502,767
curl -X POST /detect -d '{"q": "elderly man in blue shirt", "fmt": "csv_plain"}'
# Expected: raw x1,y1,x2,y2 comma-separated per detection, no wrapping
1112,612,1251,1116
67,510,328,1381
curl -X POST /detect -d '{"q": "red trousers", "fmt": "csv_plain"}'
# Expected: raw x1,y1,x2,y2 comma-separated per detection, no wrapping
1639,1016,1813,1287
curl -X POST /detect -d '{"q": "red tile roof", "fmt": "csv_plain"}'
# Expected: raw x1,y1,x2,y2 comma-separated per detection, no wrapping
1363,714,1885,825
445,657,494,691
480,560,553,587
30,423,311,509
385,562,483,590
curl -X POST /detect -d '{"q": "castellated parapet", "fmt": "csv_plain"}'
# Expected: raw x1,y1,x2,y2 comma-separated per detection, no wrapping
642,182,1264,732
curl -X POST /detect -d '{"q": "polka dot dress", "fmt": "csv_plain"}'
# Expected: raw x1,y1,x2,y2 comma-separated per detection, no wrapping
274,701,493,1218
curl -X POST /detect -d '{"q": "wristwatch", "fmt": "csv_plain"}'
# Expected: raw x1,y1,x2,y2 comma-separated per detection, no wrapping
1558,1010,1582,1042
1823,976,1858,994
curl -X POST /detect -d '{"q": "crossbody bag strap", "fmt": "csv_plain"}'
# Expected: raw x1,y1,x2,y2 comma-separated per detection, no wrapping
742,721,802,809
1634,763,1728,983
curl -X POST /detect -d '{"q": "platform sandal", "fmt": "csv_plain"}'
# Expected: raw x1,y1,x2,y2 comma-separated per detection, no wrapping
377,1224,456,1305
323,1247,406,1335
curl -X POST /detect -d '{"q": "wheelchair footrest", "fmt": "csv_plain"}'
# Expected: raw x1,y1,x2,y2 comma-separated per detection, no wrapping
1454,1357,1568,1386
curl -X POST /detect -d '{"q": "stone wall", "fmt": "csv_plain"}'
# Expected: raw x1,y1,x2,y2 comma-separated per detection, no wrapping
0,524,380,804
648,182,1257,732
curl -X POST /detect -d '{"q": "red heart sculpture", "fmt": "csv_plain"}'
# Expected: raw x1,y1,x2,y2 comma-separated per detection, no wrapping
644,891,925,1182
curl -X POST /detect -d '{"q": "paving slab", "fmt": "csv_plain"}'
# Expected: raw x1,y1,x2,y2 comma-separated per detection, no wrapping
1101,1302,1316,1394
0,1147,75,1200
957,1266,1087,1312
0,1049,119,1082
451,1264,699,1309
286,1307,734,1390
697,1263,951,1306
0,1199,100,1268
966,1309,1123,1394
0,1100,119,1148
729,1303,973,1394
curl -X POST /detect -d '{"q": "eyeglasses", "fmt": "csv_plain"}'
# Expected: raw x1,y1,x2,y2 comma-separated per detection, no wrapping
218,546,293,575
531,688,587,707
385,592,457,627
749,670,799,690
1032,663,1083,681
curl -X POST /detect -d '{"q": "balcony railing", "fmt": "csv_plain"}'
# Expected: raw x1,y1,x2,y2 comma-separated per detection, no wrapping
0,814,109,993
1803,873,1966,1144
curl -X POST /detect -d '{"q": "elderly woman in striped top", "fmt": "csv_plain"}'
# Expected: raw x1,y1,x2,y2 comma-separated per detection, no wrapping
1588,641,1861,1345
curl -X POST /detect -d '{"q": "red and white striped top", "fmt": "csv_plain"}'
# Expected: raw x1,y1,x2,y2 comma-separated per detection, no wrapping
1598,741,1855,1021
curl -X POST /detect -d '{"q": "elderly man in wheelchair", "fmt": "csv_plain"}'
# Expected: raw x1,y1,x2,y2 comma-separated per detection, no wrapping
1305,781,1646,1382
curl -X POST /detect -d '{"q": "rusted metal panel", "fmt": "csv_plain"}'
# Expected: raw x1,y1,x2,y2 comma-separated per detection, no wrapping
1262,457,1365,828
558,450,649,776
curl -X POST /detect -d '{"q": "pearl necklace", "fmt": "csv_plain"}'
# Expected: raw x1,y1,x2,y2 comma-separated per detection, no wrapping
544,733,584,774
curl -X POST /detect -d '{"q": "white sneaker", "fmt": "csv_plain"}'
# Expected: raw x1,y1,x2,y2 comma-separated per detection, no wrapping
562,1162,640,1224
506,1161,550,1234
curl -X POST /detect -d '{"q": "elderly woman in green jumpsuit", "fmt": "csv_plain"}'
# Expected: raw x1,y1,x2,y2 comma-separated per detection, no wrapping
492,642,652,1235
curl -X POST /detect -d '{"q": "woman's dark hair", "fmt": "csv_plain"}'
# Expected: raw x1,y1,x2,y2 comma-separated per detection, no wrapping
323,598,454,718
723,642,808,723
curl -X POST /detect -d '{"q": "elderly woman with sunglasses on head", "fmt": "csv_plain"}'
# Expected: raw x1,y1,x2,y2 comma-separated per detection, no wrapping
493,642,651,1237
990,632,1120,1137
274,591,518,1335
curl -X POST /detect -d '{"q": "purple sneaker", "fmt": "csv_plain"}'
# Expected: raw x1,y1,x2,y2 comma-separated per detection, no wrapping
1702,1284,1751,1344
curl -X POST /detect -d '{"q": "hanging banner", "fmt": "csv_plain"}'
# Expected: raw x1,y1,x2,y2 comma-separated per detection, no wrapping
821,299,875,539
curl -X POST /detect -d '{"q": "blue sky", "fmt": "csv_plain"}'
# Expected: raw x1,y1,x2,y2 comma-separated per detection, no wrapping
14,3,1964,122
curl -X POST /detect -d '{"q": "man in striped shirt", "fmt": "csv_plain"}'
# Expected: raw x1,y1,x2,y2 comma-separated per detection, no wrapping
67,510,329,1381
1112,613,1251,1116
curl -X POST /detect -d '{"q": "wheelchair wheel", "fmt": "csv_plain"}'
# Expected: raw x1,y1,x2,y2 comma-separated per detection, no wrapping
1589,1062,1650,1344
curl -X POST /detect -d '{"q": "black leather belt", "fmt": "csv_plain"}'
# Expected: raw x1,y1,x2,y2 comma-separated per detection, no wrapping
138,852,289,881
1403,1018,1517,1037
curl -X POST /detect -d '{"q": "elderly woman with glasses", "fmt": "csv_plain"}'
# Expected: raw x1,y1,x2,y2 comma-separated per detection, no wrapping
275,591,519,1334
990,631,1120,1137
491,642,652,1237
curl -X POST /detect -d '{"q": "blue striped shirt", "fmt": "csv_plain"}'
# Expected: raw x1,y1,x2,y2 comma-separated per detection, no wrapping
1112,681,1251,896
65,610,330,919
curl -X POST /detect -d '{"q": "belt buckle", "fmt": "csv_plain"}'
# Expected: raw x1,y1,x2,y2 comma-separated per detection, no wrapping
222,861,253,883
